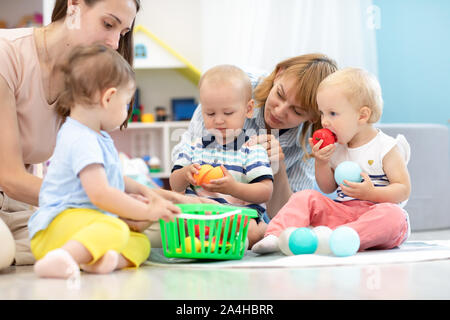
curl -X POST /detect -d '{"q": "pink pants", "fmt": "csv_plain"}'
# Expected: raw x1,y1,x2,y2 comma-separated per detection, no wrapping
266,190,409,251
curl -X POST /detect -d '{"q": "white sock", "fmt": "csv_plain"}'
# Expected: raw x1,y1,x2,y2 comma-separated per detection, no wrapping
80,250,119,274
34,248,80,279
251,235,280,254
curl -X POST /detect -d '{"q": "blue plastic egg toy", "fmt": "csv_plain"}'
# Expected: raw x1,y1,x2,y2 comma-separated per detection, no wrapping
329,226,360,257
288,227,318,255
334,161,363,186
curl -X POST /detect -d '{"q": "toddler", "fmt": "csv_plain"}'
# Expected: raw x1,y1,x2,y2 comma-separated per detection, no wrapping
29,44,180,279
253,67,411,253
170,65,274,247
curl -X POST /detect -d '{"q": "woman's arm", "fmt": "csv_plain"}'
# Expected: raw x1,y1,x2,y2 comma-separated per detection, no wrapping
0,77,41,206
266,161,292,218
246,134,292,218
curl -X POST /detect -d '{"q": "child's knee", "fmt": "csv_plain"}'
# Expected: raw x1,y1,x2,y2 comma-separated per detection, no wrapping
376,203,408,236
87,216,131,250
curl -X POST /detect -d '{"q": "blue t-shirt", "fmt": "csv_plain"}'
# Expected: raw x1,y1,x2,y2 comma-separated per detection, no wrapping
28,117,124,239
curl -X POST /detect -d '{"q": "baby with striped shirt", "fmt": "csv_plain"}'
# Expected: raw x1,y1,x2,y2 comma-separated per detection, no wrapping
253,67,412,254
170,65,274,247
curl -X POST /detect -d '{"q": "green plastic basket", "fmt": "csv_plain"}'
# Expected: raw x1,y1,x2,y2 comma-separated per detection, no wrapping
159,204,258,260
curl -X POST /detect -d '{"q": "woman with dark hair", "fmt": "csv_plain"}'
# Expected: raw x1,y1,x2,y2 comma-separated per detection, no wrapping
0,0,140,269
0,0,202,269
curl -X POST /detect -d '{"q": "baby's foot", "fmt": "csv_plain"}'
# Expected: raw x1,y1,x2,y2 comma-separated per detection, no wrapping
80,250,119,274
251,235,280,254
34,248,80,279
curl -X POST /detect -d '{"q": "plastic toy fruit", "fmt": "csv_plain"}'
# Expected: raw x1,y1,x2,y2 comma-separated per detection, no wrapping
193,164,224,185
194,225,210,237
312,128,337,149
183,236,202,253
193,164,213,185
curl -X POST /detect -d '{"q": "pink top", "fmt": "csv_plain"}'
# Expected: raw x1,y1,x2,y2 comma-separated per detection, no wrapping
0,28,62,166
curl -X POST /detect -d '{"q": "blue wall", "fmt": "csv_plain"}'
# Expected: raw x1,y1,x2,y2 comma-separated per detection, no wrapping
375,0,450,125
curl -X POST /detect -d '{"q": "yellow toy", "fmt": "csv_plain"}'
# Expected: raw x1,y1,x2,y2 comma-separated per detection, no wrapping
176,236,202,253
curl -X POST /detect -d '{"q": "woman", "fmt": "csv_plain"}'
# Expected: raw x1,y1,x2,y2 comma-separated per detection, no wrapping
0,0,203,269
172,55,338,220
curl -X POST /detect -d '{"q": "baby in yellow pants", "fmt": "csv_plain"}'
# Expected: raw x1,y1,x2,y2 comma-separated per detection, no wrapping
28,45,181,279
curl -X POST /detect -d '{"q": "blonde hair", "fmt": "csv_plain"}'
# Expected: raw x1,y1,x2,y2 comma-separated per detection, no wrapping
56,44,136,127
199,64,252,102
318,67,383,123
253,53,338,159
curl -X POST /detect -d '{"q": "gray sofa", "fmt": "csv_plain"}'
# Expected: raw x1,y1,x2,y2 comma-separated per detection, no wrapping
375,123,449,231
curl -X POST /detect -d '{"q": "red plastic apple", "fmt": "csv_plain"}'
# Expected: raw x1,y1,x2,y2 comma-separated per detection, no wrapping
312,128,337,149
194,225,210,237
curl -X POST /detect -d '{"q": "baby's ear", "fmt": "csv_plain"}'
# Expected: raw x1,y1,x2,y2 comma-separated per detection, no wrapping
359,106,372,124
246,99,255,119
101,87,117,108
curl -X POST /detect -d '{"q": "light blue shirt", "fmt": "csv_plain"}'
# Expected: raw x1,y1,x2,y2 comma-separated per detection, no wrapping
28,117,124,239
171,70,315,194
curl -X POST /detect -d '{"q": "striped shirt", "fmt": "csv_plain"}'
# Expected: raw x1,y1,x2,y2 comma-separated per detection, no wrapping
171,70,315,193
172,131,273,217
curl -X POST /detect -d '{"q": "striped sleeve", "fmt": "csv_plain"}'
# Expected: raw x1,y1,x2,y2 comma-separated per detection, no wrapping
172,139,194,169
171,104,205,164
245,144,273,183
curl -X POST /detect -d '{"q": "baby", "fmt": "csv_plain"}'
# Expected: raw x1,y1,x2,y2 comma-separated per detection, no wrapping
170,65,274,247
253,67,411,254
29,44,180,279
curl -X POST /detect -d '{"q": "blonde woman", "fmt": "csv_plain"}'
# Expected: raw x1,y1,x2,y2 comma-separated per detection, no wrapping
173,54,338,219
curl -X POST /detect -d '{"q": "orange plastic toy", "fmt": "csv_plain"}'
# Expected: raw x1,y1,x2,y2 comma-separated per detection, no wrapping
193,164,224,185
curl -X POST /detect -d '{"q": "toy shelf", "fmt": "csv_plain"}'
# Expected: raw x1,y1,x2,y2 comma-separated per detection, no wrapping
110,121,190,178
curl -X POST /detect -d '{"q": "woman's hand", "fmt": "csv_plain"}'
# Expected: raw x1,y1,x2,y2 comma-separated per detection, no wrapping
145,192,181,222
155,187,218,204
119,193,151,232
120,218,152,232
246,134,284,173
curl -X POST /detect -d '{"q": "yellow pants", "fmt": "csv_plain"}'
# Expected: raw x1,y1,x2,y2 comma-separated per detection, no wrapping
30,208,151,268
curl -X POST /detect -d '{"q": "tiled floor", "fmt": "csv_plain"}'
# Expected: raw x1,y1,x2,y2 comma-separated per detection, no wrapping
1,229,449,300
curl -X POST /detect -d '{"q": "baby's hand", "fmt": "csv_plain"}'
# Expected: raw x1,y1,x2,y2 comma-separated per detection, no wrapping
185,163,201,185
120,218,152,232
339,172,374,200
146,193,181,222
309,137,336,164
201,165,236,195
